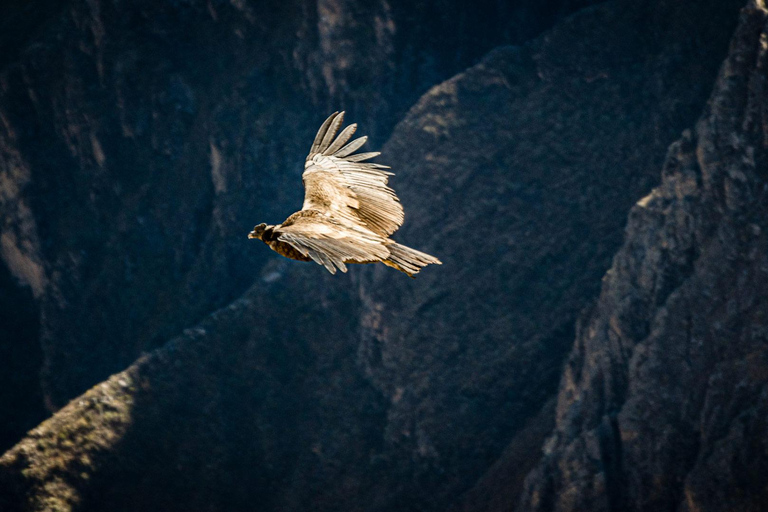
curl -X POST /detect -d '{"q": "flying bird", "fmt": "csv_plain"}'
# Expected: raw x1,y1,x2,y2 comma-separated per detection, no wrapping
248,111,441,276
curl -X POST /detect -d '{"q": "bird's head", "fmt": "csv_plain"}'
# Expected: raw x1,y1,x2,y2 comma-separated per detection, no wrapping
248,223,268,240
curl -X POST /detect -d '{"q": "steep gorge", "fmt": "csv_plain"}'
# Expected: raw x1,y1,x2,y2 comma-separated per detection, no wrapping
0,0,762,511
0,0,600,447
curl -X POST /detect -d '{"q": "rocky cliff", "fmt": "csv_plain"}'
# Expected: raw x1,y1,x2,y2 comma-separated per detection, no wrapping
0,0,600,452
0,0,759,511
519,1,768,511
363,0,745,507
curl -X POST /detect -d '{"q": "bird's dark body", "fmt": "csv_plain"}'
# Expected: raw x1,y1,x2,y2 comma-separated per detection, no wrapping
257,226,308,261
266,239,312,262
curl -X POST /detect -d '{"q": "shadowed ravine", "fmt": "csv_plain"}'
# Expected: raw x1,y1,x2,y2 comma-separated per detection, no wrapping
2,0,767,511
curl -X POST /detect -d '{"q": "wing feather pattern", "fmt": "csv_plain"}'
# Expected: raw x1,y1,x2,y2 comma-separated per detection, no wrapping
333,136,367,158
302,112,404,237
324,123,357,155
310,111,339,155
277,217,389,274
319,113,345,153
267,112,438,275
345,151,382,163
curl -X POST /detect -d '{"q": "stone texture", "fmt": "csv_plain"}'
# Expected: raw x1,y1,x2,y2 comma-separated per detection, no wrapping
362,0,744,507
0,0,758,511
519,2,768,510
0,0,596,433
0,259,45,453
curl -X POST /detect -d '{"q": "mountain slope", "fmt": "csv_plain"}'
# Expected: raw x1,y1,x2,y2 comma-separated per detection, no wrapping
0,0,601,453
519,2,768,510
361,0,744,507
0,0,751,510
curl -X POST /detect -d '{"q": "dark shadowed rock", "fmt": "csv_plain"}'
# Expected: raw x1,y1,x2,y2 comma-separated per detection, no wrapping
0,268,389,512
0,0,600,430
0,0,756,511
360,0,743,507
0,261,46,454
519,2,768,510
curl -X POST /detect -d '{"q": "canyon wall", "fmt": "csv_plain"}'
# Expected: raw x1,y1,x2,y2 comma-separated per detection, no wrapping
0,0,760,511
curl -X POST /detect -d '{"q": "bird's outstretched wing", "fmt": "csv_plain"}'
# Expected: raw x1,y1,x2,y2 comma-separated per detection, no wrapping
301,111,404,236
277,211,389,274
266,113,439,276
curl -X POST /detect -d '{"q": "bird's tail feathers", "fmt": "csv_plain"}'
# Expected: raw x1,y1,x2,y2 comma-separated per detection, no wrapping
383,243,441,277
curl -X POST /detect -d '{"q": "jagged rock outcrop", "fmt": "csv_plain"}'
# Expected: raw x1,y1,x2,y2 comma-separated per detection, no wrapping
519,2,768,510
0,0,755,511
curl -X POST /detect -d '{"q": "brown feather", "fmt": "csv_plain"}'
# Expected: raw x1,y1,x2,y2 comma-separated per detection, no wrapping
250,114,441,276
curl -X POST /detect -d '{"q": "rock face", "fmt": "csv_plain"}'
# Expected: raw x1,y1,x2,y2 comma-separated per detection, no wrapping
0,258,46,455
0,0,599,448
0,0,759,511
362,0,744,507
519,2,768,511
0,280,389,512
